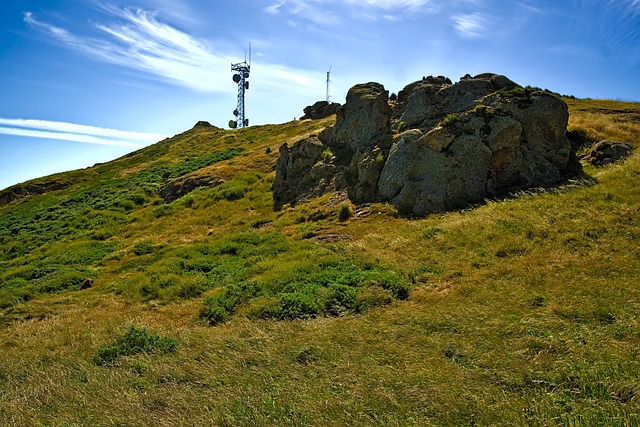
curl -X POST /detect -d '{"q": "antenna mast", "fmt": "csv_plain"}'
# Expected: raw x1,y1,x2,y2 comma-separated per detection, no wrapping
326,66,332,103
229,47,251,129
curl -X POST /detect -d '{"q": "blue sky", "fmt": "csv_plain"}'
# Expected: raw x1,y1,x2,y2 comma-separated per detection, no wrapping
1,0,639,190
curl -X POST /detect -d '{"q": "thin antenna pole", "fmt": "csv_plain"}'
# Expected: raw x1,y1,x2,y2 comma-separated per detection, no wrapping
326,66,332,103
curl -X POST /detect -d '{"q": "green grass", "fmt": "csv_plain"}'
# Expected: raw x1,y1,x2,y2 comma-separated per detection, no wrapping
0,105,639,425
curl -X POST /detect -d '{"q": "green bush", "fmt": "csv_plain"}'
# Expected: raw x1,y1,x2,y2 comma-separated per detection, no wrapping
93,325,179,365
132,241,156,256
199,263,411,324
138,281,160,301
378,272,410,300
319,283,358,315
174,276,207,299
278,289,321,320
199,303,229,325
37,270,88,294
214,181,249,201
338,205,352,222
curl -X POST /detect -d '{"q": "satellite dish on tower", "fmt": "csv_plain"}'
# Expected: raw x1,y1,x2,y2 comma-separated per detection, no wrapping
230,50,251,129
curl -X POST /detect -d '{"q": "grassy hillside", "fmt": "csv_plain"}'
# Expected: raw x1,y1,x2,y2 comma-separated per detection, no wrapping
1,100,639,426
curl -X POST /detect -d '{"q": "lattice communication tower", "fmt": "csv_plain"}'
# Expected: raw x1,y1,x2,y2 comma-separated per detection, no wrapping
229,60,250,129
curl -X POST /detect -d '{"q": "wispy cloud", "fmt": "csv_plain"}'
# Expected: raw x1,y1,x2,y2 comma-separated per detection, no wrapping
347,0,432,9
569,0,640,64
0,118,166,147
265,1,286,14
618,0,640,15
24,9,230,92
24,7,320,93
263,0,437,23
452,12,491,38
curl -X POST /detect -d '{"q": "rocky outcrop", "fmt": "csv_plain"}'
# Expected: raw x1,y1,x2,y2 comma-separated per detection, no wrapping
582,140,635,166
300,101,342,120
158,175,225,203
193,121,215,128
273,73,582,216
0,180,75,206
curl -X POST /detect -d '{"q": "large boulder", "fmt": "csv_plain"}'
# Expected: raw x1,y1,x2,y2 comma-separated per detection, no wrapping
273,74,583,216
319,82,392,202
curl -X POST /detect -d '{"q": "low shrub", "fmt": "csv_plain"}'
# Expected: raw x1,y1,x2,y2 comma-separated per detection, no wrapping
199,303,229,325
213,181,249,201
37,270,88,294
132,241,156,256
93,325,179,365
278,288,321,320
200,263,410,324
338,205,352,222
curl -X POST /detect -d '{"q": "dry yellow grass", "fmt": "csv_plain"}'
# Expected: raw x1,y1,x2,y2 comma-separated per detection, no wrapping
566,98,640,145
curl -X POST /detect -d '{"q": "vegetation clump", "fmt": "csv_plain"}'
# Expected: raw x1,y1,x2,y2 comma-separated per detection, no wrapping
199,262,409,324
338,205,352,221
440,114,461,127
93,325,179,365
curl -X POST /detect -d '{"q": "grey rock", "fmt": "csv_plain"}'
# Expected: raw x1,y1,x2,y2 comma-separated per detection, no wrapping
582,140,635,166
273,137,336,209
300,101,342,120
273,73,582,216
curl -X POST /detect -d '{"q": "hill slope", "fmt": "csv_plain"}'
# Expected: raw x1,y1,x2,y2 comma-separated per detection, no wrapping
1,100,639,426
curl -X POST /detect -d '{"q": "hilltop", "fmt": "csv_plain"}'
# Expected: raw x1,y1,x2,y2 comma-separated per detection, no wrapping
0,78,639,425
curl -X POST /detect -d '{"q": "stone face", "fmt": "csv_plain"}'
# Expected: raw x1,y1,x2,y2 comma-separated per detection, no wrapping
273,137,336,209
273,73,583,216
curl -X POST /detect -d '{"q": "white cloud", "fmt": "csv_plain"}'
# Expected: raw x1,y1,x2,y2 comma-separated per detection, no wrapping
452,12,491,38
25,8,231,92
346,0,432,9
24,7,321,94
0,118,166,147
265,1,286,14
263,0,437,23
